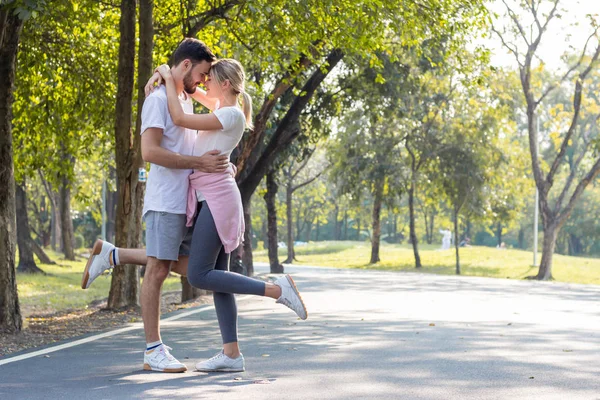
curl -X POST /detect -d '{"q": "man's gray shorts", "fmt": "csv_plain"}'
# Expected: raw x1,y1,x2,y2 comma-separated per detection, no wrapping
144,211,193,261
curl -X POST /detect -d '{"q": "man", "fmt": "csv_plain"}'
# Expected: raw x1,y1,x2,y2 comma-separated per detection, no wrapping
81,38,224,373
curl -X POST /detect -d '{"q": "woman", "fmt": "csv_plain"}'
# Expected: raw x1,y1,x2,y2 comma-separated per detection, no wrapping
153,59,307,373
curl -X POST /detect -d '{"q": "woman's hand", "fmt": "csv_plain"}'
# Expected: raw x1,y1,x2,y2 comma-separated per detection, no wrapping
144,71,162,97
156,64,172,81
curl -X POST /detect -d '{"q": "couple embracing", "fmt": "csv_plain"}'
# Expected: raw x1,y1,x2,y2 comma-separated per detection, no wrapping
81,38,307,373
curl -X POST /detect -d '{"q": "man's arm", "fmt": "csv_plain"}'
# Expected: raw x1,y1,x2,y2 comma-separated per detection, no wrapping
141,127,228,172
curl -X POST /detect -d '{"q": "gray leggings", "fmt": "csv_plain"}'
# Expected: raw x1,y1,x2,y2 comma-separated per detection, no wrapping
187,201,266,344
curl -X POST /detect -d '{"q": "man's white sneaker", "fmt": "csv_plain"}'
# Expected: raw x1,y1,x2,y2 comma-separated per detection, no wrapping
195,351,245,372
274,274,308,320
143,344,187,373
81,239,114,289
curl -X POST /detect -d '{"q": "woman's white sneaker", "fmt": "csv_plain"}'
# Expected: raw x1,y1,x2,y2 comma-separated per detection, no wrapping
195,351,245,372
143,344,187,373
274,275,308,320
81,239,114,289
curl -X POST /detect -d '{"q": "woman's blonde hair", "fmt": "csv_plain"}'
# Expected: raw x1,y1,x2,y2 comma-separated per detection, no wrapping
210,58,253,129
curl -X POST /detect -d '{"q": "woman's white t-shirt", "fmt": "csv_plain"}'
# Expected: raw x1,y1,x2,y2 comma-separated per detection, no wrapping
193,106,246,201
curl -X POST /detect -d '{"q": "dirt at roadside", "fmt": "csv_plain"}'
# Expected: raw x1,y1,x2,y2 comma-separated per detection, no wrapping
0,291,212,358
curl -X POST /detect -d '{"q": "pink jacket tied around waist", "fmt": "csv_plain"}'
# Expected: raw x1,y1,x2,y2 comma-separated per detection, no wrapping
186,163,244,253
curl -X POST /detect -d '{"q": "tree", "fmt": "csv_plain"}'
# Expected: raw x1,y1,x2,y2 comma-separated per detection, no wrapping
229,0,488,273
0,0,33,333
436,82,508,273
282,152,323,263
438,144,485,274
263,169,284,273
15,180,45,274
12,0,121,264
492,0,600,279
108,0,145,309
329,106,404,264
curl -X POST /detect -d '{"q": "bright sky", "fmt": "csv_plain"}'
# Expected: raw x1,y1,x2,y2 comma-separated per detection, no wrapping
486,0,600,71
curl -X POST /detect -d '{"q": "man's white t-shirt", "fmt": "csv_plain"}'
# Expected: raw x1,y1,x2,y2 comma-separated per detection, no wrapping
141,85,196,216
193,106,246,201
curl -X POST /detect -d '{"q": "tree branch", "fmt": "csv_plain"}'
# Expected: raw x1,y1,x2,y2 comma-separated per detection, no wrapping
536,27,600,106
559,156,600,227
236,46,320,175
553,113,600,213
547,41,600,184
292,171,323,193
237,49,344,201
501,0,531,46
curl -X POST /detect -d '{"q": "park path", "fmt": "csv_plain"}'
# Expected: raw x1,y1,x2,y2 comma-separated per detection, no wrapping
1,262,600,399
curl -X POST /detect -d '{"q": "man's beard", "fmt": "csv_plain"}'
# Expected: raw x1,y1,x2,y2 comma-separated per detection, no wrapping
183,70,197,94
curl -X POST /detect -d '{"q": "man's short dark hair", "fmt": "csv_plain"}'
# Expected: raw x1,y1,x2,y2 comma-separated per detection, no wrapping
171,38,216,67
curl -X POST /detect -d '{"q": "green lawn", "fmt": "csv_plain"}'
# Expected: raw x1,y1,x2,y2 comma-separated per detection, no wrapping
15,249,182,316
254,241,600,285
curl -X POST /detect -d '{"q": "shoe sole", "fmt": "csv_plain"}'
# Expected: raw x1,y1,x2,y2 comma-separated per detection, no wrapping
285,275,308,320
81,239,103,289
143,363,187,373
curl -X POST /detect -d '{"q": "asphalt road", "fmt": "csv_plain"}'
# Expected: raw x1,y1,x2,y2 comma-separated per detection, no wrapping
2,262,600,399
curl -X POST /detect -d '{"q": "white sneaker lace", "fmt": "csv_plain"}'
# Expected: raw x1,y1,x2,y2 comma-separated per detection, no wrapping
208,352,227,362
151,345,176,365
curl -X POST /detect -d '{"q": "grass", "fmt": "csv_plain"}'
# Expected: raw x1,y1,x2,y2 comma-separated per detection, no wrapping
254,241,600,285
15,249,182,316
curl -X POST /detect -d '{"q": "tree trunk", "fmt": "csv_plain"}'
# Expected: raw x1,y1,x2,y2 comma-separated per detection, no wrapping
284,185,295,263
423,209,431,245
423,209,436,244
15,182,44,274
518,227,525,249
181,276,208,302
333,205,340,240
50,195,61,251
0,7,23,333
295,210,302,243
568,233,581,256
305,220,312,242
264,170,283,273
39,172,61,251
534,220,558,280
37,195,51,247
260,219,267,247
370,180,384,264
107,180,117,244
408,177,422,268
59,175,75,260
30,239,55,264
241,201,254,276
108,0,142,309
315,220,320,241
343,210,348,240
496,222,502,247
454,208,460,275
356,218,361,241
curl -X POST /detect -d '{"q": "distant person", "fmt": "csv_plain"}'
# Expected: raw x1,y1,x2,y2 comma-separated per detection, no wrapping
440,229,452,250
